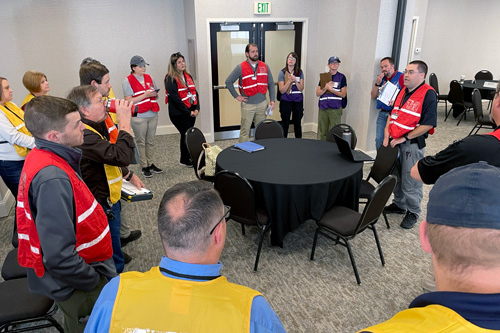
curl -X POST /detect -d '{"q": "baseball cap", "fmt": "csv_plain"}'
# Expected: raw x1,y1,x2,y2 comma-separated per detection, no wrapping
328,56,341,64
427,162,500,230
130,55,149,67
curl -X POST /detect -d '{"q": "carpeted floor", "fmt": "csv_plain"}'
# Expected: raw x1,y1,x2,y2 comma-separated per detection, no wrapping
0,103,486,332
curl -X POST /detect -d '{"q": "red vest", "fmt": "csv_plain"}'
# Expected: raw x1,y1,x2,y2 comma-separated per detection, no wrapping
17,148,113,277
239,61,268,97
389,84,434,139
175,73,198,108
127,74,160,113
105,114,118,143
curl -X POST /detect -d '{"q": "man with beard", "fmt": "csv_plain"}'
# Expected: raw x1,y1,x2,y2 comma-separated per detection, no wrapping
225,43,275,142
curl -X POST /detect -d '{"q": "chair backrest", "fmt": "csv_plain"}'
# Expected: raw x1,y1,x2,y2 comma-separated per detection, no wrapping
355,175,397,235
471,88,484,120
429,73,440,94
214,170,262,227
254,119,284,140
367,145,398,184
185,127,206,178
326,123,358,149
474,70,493,81
447,80,464,104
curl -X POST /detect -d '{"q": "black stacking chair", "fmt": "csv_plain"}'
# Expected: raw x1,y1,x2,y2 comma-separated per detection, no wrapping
1,248,27,281
0,278,64,332
359,145,398,228
429,73,448,117
469,88,496,136
254,119,284,140
310,175,397,285
447,80,473,125
214,170,271,271
185,127,214,181
474,70,493,81
326,123,357,149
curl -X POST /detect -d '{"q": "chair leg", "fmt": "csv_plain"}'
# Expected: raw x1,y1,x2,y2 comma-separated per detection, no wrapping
457,110,466,126
241,224,245,236
253,225,270,271
383,211,390,229
345,240,361,285
468,124,477,136
444,105,452,121
372,225,385,266
310,227,320,260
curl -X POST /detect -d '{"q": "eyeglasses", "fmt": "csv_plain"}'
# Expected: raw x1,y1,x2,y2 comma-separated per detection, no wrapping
403,70,421,75
209,205,231,235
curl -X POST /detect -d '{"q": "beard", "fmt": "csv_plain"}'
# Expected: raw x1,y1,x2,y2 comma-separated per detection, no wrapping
249,54,259,62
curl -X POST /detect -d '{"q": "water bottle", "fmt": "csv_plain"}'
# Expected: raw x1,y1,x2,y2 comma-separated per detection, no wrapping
342,128,352,149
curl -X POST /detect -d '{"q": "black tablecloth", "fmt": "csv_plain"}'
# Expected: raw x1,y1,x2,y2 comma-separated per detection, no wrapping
216,138,363,245
461,79,498,102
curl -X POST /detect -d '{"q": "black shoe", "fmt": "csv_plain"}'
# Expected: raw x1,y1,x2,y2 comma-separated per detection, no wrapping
149,163,163,174
141,167,152,178
179,161,193,168
123,252,132,264
120,230,142,247
384,203,407,214
400,211,418,229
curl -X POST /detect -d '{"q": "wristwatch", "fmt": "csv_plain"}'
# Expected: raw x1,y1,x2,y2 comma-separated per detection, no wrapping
125,171,134,181
375,83,382,87
403,133,409,141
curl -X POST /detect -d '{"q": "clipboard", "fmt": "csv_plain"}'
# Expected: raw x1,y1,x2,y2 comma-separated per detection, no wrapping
121,180,154,202
320,73,331,89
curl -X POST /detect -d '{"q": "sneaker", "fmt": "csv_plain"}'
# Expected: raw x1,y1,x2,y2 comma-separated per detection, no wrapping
141,167,152,178
179,161,193,168
400,211,418,229
120,230,142,247
123,252,132,264
149,163,163,174
384,203,407,214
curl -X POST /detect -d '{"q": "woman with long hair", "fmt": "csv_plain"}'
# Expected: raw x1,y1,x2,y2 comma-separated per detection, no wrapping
278,52,304,138
164,52,200,167
0,76,35,247
20,70,50,110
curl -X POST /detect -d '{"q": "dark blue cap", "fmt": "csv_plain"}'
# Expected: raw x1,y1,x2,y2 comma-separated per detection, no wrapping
427,162,500,230
328,56,341,64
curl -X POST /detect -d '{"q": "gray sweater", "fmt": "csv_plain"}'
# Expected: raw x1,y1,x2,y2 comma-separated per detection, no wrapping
225,60,275,104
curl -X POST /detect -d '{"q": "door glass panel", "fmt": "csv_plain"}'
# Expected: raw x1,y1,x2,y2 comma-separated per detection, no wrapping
217,31,249,127
265,30,295,121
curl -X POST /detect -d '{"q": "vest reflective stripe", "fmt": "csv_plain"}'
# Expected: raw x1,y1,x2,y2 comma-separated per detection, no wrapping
388,84,434,139
239,61,268,96
318,72,345,110
84,125,123,204
174,73,198,109
75,225,110,252
0,102,33,157
109,266,261,332
17,148,112,277
359,304,493,333
126,74,160,113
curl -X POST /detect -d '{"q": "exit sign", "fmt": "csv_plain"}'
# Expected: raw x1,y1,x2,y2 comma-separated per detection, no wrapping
254,2,271,15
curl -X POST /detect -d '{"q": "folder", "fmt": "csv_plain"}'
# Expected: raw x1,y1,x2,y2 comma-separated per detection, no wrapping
233,141,265,153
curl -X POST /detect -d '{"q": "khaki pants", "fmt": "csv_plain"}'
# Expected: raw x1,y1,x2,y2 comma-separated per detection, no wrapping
317,107,342,141
131,114,158,168
239,100,268,142
56,275,108,333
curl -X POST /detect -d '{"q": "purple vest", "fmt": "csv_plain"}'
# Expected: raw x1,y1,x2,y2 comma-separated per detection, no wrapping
318,72,344,110
281,70,303,102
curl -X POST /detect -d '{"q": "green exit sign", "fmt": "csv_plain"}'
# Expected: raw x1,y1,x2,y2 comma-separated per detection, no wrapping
254,2,271,15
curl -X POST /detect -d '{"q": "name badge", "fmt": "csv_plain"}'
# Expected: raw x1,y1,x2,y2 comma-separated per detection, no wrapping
391,113,398,120
333,82,339,88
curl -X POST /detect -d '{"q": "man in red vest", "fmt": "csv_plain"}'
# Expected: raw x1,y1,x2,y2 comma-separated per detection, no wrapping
382,60,437,230
225,43,276,142
18,96,116,332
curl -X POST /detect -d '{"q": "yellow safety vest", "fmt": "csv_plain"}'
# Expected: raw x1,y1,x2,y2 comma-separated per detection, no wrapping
20,93,34,109
359,304,494,333
110,266,261,333
0,102,32,157
84,124,122,204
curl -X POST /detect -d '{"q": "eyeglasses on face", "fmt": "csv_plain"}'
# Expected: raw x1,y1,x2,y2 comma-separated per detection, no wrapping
209,205,231,235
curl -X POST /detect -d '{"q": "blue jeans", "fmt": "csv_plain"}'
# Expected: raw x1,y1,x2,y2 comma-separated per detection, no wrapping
100,200,124,273
375,110,390,150
0,159,24,247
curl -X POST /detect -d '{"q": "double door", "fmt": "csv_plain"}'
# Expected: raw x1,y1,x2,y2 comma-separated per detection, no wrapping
210,22,302,139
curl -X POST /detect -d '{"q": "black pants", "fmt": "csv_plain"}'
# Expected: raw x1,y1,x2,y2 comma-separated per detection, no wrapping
170,113,196,164
279,100,303,138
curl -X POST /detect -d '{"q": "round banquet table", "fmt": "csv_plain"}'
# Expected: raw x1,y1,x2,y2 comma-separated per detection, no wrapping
216,138,363,246
461,79,498,102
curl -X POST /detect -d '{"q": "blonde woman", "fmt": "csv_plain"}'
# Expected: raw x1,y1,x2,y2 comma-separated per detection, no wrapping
0,76,35,246
20,70,50,110
164,52,199,167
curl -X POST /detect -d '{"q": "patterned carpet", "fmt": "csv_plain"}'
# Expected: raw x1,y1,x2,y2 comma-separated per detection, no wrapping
0,103,484,332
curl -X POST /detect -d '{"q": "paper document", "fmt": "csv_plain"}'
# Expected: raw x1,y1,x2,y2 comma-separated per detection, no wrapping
377,81,400,106
122,180,151,195
265,105,273,116
483,81,498,89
